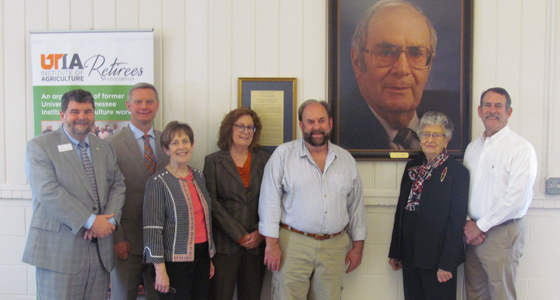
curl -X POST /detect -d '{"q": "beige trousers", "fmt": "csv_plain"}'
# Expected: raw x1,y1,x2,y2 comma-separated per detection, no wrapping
465,218,526,300
271,227,350,300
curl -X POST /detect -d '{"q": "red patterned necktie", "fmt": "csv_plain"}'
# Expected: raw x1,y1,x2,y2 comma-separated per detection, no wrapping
143,134,156,174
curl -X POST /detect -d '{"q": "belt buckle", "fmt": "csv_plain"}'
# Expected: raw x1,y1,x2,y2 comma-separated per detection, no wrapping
315,234,326,240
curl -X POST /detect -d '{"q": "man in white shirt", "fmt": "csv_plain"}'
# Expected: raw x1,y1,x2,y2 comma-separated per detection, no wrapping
259,100,367,299
463,87,537,300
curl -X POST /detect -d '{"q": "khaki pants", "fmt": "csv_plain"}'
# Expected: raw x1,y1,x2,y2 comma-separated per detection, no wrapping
271,227,350,300
465,218,525,300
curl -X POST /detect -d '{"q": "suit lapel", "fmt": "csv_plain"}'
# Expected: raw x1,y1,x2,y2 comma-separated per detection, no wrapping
248,150,263,190
154,130,168,170
55,128,97,203
122,126,153,178
218,150,245,187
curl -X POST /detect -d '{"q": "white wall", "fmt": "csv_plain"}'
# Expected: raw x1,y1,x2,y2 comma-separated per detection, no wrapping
1,0,560,299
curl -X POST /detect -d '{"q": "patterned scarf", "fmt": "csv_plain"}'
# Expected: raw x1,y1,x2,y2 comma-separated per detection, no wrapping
405,149,449,211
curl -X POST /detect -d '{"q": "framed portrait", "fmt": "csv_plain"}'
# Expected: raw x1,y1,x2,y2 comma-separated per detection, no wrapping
328,0,473,159
238,77,297,153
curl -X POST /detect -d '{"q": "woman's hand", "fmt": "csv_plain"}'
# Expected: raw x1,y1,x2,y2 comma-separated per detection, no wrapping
240,230,264,249
437,268,453,283
154,263,170,293
389,258,402,271
210,261,215,279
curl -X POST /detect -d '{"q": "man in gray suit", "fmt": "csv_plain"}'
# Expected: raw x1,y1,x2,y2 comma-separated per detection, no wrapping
108,82,169,300
23,89,125,299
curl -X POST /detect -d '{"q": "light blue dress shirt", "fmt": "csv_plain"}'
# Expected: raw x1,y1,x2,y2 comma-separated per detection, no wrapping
258,139,367,241
128,122,157,157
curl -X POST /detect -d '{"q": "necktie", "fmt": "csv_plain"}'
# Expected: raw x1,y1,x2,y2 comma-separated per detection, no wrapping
143,134,157,174
78,140,100,213
393,128,420,150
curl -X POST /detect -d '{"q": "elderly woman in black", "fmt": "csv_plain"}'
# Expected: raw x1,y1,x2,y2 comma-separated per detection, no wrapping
143,121,215,300
388,112,469,300
204,107,270,300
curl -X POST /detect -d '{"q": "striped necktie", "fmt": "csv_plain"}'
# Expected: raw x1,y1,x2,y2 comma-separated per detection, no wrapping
143,134,157,174
78,140,100,213
393,128,420,150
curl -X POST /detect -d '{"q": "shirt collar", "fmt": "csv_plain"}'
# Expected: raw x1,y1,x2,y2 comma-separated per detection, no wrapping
297,138,336,159
481,125,511,144
129,122,155,140
62,125,90,147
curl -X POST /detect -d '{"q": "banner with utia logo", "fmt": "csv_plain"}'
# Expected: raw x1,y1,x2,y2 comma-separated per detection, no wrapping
30,29,154,136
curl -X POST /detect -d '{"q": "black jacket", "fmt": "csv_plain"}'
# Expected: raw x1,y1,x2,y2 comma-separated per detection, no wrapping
388,154,469,272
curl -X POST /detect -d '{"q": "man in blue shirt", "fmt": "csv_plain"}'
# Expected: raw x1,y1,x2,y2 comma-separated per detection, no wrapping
259,99,367,299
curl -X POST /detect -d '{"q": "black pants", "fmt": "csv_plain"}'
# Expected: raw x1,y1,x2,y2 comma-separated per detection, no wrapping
154,242,211,300
401,210,457,300
209,248,265,300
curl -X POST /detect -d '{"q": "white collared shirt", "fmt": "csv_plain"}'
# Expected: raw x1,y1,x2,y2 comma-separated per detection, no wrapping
258,139,367,241
464,125,537,232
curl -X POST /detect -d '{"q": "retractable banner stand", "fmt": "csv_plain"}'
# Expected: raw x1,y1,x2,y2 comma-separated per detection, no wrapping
30,30,154,136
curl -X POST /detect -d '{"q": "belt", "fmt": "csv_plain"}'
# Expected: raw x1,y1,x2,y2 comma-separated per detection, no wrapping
280,223,344,240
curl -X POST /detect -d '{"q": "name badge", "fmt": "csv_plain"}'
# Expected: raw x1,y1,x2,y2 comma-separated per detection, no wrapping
58,143,73,152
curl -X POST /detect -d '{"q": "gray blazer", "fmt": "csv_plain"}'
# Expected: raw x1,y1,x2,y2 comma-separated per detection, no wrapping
203,149,270,255
107,126,169,255
22,127,126,274
143,167,215,263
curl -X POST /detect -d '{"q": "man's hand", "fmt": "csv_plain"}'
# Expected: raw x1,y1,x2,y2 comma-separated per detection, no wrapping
264,237,282,271
114,241,130,259
469,233,486,246
210,261,215,279
90,213,116,238
83,229,97,240
437,268,453,283
241,230,265,249
389,258,402,271
464,220,486,245
345,241,364,273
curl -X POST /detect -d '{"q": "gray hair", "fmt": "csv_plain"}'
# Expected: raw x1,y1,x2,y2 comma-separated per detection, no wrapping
480,87,512,110
127,82,159,102
351,0,438,72
417,111,453,141
298,99,332,121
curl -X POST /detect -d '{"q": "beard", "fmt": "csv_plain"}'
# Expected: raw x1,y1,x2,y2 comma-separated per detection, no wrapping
66,119,94,136
303,129,331,147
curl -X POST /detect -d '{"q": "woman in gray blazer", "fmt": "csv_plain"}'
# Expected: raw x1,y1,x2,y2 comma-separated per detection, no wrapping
204,108,270,300
143,121,215,300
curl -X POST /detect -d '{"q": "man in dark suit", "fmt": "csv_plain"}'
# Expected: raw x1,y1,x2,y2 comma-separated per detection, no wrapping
107,82,169,300
23,89,125,299
340,0,459,151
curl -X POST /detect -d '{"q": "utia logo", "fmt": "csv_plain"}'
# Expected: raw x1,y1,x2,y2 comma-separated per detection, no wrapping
39,53,144,82
41,54,84,70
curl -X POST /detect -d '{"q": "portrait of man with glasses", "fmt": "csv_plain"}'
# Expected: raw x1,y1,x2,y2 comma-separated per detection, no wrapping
337,0,462,151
